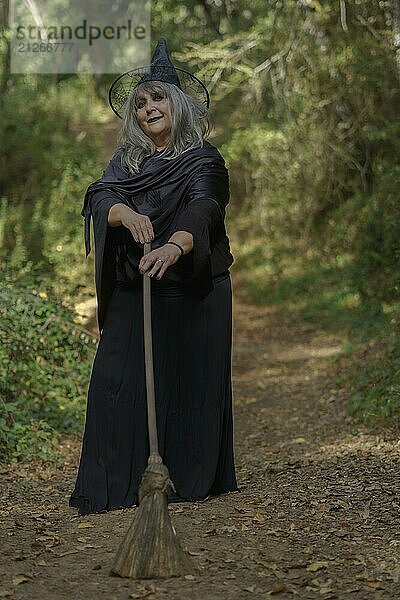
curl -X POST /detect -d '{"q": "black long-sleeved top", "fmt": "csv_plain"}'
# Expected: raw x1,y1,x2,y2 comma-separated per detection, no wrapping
82,140,234,333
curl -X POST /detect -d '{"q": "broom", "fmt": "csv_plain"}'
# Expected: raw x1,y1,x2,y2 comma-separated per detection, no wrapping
111,242,195,579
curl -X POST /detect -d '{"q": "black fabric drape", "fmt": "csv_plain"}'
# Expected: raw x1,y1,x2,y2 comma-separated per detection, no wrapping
82,141,234,333
69,274,238,515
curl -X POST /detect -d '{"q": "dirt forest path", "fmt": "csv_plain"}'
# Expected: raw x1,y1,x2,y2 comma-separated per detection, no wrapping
1,280,400,599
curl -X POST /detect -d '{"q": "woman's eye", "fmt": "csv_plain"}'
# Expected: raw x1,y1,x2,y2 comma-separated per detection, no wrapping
153,93,164,101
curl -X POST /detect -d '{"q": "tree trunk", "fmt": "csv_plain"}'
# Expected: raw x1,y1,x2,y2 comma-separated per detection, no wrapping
390,0,400,81
0,0,11,105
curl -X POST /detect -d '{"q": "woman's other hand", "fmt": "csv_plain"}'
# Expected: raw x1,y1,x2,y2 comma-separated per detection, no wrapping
139,243,182,280
139,232,193,280
108,204,154,244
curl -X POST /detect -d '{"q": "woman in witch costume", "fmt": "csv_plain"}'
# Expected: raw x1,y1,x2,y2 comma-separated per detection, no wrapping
69,39,239,515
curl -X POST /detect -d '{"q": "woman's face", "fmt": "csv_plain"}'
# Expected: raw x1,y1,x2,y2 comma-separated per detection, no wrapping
135,86,172,149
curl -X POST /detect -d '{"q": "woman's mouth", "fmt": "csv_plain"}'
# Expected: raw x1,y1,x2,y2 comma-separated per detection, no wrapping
147,115,163,123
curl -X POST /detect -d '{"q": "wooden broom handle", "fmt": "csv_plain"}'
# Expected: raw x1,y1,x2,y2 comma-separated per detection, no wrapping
143,242,159,457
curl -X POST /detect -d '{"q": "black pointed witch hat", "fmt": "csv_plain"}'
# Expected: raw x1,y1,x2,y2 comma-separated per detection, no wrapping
109,39,210,119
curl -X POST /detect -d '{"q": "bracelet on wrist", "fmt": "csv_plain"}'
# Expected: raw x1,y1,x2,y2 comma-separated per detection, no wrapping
166,241,184,256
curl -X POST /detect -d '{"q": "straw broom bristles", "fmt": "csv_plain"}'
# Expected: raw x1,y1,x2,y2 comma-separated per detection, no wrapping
111,454,195,579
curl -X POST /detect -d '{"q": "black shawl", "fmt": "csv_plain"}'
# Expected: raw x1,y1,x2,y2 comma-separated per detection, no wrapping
82,140,233,333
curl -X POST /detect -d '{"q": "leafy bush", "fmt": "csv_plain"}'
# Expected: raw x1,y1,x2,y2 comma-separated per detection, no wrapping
346,332,400,429
0,263,97,462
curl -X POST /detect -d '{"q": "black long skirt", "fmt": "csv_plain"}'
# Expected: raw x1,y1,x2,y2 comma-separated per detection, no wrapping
69,272,238,515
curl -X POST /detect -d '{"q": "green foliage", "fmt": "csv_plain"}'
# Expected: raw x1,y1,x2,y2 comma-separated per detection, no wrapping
347,333,400,428
0,263,97,462
0,75,104,294
220,0,400,305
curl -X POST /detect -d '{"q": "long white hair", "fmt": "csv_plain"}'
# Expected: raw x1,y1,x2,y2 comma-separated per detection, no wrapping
117,81,210,174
